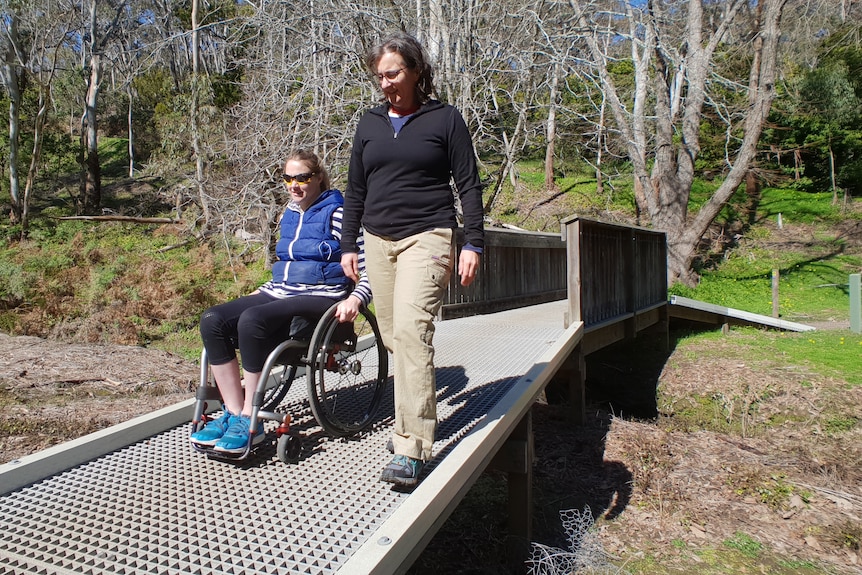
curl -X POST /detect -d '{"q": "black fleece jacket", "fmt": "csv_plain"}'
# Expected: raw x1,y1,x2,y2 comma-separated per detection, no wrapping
340,100,485,253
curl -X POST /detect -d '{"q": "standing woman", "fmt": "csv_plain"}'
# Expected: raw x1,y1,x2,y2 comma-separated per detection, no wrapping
340,32,485,487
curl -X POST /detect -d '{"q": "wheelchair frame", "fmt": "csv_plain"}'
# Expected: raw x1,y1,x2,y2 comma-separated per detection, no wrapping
190,302,388,463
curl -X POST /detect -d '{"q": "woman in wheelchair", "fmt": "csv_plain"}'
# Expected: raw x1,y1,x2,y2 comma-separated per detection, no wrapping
191,149,371,454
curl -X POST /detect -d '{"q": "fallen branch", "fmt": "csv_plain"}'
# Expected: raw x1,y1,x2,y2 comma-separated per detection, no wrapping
156,229,214,252
156,238,197,253
57,215,181,224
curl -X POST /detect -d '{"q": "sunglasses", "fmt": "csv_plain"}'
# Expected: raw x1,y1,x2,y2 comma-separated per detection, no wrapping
375,68,404,81
281,172,315,185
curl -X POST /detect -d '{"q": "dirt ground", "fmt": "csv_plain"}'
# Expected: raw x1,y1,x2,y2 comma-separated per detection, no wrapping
1,326,861,575
0,333,196,462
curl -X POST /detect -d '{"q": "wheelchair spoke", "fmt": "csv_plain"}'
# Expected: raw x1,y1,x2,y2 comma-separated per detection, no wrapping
308,305,388,437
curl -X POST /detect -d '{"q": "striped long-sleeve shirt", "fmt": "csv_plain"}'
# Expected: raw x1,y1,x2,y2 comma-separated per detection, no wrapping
258,205,372,307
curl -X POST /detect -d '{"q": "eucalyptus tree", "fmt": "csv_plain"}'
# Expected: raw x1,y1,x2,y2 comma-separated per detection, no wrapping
76,0,137,214
0,0,76,234
0,9,25,226
568,0,790,286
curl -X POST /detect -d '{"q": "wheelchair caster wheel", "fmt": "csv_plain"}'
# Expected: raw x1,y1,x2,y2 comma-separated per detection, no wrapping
277,434,302,463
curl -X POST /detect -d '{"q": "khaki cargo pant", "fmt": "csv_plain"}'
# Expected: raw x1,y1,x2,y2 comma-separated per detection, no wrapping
363,228,455,461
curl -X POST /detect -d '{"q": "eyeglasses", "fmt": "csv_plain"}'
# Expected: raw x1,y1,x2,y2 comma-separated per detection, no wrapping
375,68,404,81
281,172,315,185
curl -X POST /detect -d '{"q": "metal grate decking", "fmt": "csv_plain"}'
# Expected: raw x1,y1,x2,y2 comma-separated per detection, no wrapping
0,301,568,575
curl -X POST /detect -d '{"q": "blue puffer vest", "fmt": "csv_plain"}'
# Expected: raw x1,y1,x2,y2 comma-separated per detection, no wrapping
271,189,348,287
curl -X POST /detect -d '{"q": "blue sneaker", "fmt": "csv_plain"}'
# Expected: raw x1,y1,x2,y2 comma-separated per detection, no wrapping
190,410,233,446
213,415,265,453
380,455,424,487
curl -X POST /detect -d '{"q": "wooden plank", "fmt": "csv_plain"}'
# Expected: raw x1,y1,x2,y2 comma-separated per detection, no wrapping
441,291,567,319
669,296,815,332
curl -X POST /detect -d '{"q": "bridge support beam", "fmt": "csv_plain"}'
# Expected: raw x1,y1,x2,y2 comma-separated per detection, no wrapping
490,410,534,567
562,345,586,425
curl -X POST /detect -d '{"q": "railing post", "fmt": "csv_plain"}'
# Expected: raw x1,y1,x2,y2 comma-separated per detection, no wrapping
772,269,780,318
624,231,636,339
564,217,582,328
851,274,861,333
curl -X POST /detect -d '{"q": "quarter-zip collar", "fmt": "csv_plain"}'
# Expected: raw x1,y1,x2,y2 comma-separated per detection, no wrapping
369,99,445,138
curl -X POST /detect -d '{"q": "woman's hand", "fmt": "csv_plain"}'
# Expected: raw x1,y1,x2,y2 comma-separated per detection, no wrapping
458,249,480,287
335,295,361,323
341,253,359,282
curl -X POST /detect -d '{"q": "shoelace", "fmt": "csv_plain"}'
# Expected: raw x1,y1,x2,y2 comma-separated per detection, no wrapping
225,416,250,436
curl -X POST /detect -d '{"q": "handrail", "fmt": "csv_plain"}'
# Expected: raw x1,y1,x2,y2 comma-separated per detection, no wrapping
442,226,567,319
562,216,667,329
443,219,667,331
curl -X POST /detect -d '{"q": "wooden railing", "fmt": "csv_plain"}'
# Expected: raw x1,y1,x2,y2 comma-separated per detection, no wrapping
563,216,667,350
442,219,667,339
442,227,567,319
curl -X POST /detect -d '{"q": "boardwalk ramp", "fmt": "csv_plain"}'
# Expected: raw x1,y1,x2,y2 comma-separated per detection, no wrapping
0,300,580,575
669,295,816,332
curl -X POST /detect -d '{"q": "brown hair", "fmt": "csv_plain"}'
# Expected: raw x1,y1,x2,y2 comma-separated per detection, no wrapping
366,32,435,104
285,149,331,191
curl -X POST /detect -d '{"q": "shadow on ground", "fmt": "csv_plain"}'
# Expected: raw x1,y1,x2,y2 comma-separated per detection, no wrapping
409,335,672,574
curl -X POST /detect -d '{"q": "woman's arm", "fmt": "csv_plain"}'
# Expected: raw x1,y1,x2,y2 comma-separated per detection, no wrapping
341,124,369,253
446,106,485,252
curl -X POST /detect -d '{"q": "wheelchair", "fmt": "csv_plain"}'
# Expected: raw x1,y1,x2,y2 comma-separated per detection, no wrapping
190,302,388,463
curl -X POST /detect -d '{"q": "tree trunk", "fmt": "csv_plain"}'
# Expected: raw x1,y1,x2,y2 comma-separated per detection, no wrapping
794,148,802,180
4,74,21,224
544,62,560,191
191,0,210,225
79,51,102,215
573,0,787,287
1,16,22,224
829,143,838,205
127,83,135,178
670,0,787,284
595,95,605,198
22,87,49,236
484,90,525,214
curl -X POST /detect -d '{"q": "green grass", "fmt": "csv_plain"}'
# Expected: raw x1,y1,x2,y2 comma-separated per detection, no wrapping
621,543,833,575
723,531,763,557
670,184,862,323
767,330,862,386
757,186,861,224
670,266,855,321
672,327,862,387
671,183,861,322
99,136,133,178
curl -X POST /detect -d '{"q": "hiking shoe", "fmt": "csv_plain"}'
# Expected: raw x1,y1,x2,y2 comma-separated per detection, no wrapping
380,455,424,487
213,415,265,453
190,410,233,446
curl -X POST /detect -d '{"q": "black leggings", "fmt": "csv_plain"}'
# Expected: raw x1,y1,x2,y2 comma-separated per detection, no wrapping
199,292,336,372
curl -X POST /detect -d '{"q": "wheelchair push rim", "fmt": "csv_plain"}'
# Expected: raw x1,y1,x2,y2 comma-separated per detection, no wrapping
306,302,388,437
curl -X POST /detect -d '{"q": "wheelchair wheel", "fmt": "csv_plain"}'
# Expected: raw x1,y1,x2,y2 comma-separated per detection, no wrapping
261,364,297,412
277,433,302,463
307,303,388,437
